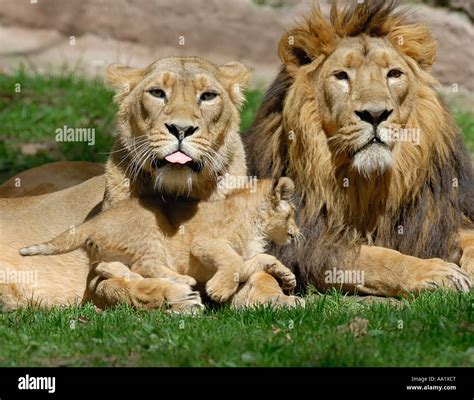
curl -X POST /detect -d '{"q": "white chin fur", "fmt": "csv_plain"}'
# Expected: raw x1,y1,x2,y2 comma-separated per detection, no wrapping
152,167,194,196
352,145,393,178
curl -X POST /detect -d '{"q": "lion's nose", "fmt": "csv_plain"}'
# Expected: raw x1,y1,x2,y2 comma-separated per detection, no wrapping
355,108,393,128
165,123,199,141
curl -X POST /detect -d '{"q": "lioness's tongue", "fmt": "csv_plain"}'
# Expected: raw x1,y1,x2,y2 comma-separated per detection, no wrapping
165,151,192,164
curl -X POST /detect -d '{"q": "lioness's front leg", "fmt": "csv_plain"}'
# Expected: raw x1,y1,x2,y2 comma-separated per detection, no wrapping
326,245,471,297
88,264,203,313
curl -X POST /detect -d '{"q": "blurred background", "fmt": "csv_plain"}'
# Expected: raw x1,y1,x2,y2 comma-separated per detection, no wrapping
0,0,472,182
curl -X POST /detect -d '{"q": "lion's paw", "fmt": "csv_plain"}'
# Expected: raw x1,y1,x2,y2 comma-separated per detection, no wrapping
411,259,471,293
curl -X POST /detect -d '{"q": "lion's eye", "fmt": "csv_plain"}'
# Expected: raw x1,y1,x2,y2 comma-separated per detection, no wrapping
334,71,349,81
200,92,218,102
387,69,403,79
148,88,166,99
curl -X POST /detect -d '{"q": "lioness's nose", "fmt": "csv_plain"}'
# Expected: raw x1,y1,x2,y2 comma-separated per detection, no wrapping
355,108,392,128
165,123,199,141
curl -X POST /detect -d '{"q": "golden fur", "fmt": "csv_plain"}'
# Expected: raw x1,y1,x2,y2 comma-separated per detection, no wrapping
0,57,294,311
245,0,474,296
20,178,301,307
0,161,104,198
102,56,249,208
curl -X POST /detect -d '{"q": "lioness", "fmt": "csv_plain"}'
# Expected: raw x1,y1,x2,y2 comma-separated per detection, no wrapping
0,56,296,311
20,178,301,307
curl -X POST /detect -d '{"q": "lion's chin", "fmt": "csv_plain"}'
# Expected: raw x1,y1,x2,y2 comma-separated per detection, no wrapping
351,144,393,177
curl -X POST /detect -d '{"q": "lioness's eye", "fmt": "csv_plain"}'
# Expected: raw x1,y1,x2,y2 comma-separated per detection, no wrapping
334,71,349,81
200,92,218,102
148,88,166,99
387,69,403,79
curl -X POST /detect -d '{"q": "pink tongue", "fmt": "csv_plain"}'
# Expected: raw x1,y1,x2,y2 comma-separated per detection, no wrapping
165,151,192,164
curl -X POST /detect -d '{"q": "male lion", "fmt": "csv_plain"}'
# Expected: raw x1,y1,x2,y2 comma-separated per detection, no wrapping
19,177,301,307
1,57,295,310
244,0,474,296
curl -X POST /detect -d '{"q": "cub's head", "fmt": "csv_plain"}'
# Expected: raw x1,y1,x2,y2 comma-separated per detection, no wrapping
106,56,250,196
263,177,300,245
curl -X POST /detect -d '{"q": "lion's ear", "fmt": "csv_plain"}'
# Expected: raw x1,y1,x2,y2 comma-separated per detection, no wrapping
278,8,336,71
105,64,150,95
272,177,295,205
278,30,316,68
388,24,436,71
218,61,251,109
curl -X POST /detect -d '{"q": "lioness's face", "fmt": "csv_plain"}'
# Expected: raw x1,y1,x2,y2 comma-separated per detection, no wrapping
317,36,412,176
107,57,249,195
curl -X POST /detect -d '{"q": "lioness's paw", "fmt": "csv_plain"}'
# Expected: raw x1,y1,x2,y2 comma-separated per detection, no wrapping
165,282,204,314
206,273,239,303
169,274,197,287
412,259,471,293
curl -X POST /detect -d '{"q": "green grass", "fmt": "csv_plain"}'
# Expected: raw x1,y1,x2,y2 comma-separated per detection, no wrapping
0,69,116,182
0,291,472,367
0,70,473,367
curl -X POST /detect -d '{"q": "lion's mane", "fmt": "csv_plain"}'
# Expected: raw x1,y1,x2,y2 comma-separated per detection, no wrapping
245,0,474,286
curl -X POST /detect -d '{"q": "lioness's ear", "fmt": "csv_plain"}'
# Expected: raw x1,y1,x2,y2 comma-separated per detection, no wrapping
105,63,150,95
218,61,251,109
272,177,295,205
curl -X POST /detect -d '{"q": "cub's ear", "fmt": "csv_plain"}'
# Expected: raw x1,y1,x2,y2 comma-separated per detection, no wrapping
105,63,151,96
218,61,251,109
272,177,295,205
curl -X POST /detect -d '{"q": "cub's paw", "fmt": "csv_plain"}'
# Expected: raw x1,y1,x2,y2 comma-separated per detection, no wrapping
206,272,240,303
96,262,143,281
410,259,471,294
264,262,297,292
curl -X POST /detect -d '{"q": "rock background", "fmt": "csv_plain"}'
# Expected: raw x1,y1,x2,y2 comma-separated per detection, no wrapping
0,0,472,95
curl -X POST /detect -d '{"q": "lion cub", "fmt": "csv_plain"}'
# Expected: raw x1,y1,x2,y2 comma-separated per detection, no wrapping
20,178,300,303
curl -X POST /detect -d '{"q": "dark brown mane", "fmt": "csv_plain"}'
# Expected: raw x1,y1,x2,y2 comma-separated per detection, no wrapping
244,0,474,288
